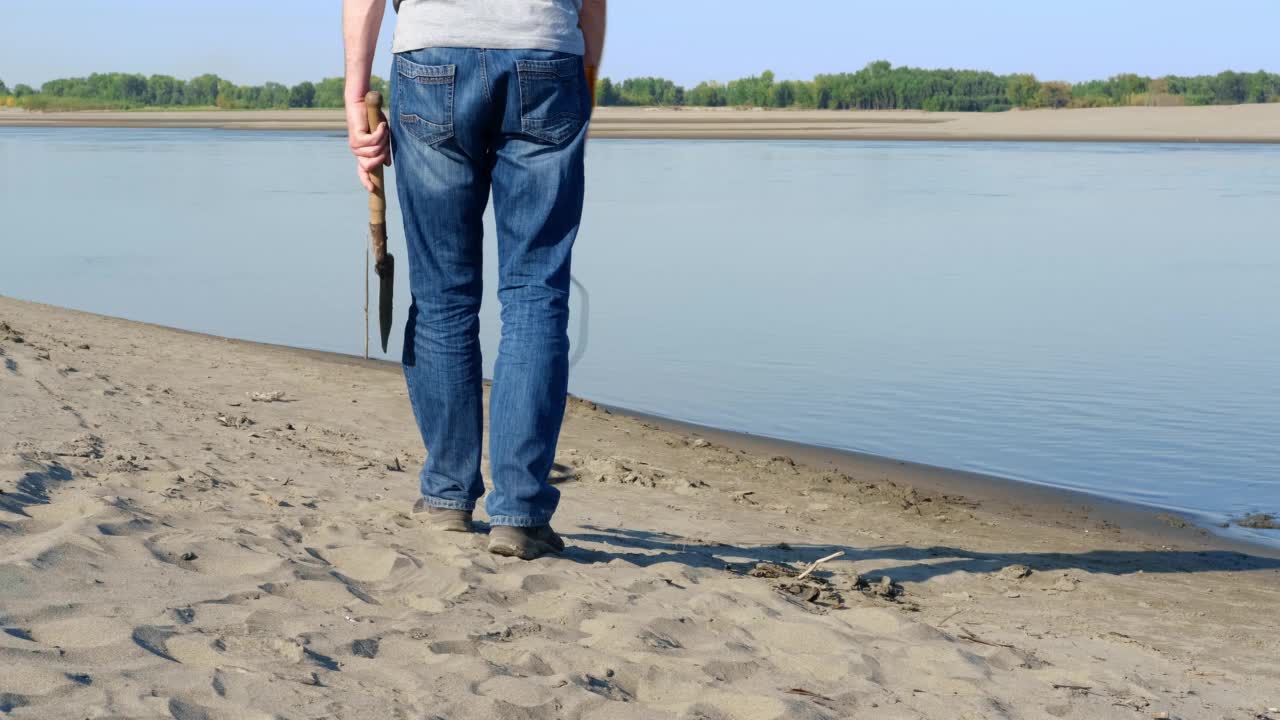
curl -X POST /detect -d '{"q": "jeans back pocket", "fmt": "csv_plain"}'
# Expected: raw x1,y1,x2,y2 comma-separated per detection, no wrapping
516,55,585,145
395,55,456,146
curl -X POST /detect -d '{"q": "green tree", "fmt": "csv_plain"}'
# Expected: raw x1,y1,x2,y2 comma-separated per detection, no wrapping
148,75,184,106
1213,71,1247,104
186,74,222,106
685,81,724,106
110,73,150,104
40,77,80,96
215,79,239,108
1106,73,1147,104
726,70,774,107
1036,81,1072,109
758,70,776,106
790,80,815,108
595,77,621,106
262,82,291,108
1006,73,1040,107
13,84,35,97
1242,70,1278,103
289,81,316,108
769,80,796,108
618,77,683,106
313,77,345,108
0,79,8,96
243,84,272,109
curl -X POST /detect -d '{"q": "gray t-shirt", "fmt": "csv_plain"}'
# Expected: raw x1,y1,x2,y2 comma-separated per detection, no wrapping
393,0,585,56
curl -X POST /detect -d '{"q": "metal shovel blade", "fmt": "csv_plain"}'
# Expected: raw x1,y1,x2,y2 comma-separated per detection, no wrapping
376,253,395,353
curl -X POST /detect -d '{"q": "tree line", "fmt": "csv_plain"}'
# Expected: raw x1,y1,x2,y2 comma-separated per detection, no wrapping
4,63,1279,112
0,73,387,111
595,63,1280,111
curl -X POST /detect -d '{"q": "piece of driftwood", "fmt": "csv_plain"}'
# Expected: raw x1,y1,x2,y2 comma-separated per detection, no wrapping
796,551,845,581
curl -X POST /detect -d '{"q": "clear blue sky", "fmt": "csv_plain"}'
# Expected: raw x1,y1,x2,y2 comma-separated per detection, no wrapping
3,0,1277,88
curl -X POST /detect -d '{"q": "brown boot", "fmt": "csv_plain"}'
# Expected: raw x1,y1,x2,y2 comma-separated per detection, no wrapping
412,498,473,533
487,525,565,560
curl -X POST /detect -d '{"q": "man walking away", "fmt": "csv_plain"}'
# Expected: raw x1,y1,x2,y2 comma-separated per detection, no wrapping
343,0,606,559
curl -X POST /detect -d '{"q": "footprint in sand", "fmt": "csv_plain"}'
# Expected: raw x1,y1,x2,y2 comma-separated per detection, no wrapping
167,697,215,720
132,625,179,662
476,648,556,677
427,639,480,657
261,579,371,610
163,633,226,668
311,545,401,583
97,517,158,536
386,558,473,606
476,675,555,709
146,537,282,577
20,494,107,526
29,616,132,649
703,658,766,683
0,666,84,696
212,633,307,668
520,574,564,594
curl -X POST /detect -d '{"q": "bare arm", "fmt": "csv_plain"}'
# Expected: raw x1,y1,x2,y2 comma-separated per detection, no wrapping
343,0,389,192
580,0,606,103
580,0,607,68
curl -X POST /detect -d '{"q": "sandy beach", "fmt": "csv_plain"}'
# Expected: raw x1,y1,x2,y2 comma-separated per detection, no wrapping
3,103,1280,142
2,295,1279,719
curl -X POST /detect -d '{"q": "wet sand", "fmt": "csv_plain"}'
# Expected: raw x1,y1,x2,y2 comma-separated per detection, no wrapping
3,103,1280,142
3,295,1279,718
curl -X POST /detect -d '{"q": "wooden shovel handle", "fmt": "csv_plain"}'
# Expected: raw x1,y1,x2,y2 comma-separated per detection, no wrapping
365,90,386,226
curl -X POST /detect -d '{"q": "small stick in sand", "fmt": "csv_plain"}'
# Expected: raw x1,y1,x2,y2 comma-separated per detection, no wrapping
796,551,845,581
958,628,1016,649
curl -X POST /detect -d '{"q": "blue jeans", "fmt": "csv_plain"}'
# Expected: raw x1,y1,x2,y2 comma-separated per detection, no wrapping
389,48,588,527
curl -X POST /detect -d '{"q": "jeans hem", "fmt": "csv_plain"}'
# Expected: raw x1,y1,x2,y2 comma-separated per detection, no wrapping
418,496,476,512
488,514,555,528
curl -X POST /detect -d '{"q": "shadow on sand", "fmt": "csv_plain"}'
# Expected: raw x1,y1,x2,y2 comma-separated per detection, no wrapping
560,525,1280,583
0,460,74,520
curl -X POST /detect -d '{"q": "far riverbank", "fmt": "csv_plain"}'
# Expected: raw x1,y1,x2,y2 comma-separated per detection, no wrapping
3,103,1280,142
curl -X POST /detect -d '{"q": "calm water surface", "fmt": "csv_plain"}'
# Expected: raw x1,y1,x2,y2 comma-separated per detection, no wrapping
2,128,1278,544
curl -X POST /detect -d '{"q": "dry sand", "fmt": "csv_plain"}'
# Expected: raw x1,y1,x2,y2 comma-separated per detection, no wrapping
2,295,1279,719
3,104,1280,142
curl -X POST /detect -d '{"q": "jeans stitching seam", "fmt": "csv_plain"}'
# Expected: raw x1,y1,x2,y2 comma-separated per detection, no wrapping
488,515,555,527
419,497,475,512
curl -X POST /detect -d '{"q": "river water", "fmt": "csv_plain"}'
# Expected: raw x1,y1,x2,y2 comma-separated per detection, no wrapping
2,128,1278,543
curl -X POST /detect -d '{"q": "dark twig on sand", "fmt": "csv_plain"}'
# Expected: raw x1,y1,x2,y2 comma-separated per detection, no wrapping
956,628,1016,649
785,688,834,701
